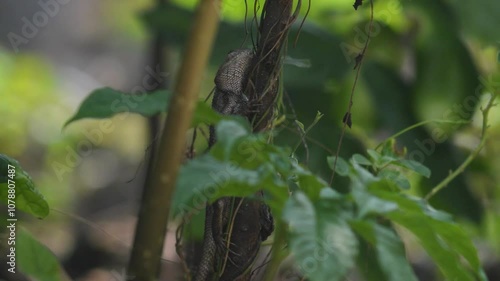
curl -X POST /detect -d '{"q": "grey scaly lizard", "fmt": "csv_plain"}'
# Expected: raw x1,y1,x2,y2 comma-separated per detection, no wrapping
194,49,254,281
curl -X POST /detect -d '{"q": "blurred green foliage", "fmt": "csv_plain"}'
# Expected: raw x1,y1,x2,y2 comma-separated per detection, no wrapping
173,120,488,280
0,53,58,154
144,0,500,270
1,0,500,279
0,154,49,218
145,0,500,222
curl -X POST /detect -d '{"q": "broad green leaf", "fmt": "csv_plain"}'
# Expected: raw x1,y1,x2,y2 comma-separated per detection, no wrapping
397,159,431,178
372,190,483,280
352,154,371,166
173,120,295,217
367,150,396,168
174,144,291,217
173,154,269,216
0,155,49,218
64,88,170,127
327,156,349,176
367,149,381,163
210,120,291,171
351,189,397,218
390,213,475,281
351,221,418,281
371,188,453,222
192,101,223,126
378,170,411,190
210,119,251,160
294,163,329,201
356,238,387,281
350,163,378,185
319,187,343,200
283,192,358,281
17,228,63,281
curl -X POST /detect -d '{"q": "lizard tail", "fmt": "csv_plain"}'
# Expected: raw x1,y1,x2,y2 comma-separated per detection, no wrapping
193,206,216,281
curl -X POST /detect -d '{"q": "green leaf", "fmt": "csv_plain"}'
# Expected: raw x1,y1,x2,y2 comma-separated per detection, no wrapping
210,119,251,160
192,101,223,126
398,159,431,178
283,192,358,281
173,155,268,216
294,163,329,201
312,111,324,125
352,154,372,166
351,189,397,218
378,170,411,190
327,156,349,176
17,228,63,281
173,122,292,217
350,163,378,185
356,237,387,281
367,149,381,163
64,88,169,127
380,139,399,159
351,221,418,281
210,120,292,171
367,149,395,168
295,120,305,133
372,190,483,280
0,154,49,218
319,187,343,200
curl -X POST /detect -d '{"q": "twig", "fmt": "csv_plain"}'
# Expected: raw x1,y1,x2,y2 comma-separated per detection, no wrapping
175,220,192,280
219,199,244,275
330,0,374,185
374,119,469,151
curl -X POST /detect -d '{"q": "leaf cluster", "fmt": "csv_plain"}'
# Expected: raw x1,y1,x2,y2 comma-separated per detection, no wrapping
174,120,486,281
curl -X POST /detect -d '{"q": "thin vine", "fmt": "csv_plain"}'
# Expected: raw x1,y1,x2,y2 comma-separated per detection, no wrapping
426,92,498,200
330,0,375,185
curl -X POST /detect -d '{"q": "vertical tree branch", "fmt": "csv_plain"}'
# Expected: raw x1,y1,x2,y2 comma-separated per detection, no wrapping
215,1,296,280
127,1,221,280
144,0,169,201
248,0,294,131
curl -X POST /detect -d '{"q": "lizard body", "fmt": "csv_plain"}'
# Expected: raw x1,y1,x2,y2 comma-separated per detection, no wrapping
209,49,254,146
213,48,254,115
194,49,254,281
194,49,274,281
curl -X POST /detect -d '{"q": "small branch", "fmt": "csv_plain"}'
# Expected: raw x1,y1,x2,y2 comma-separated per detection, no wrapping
126,1,222,280
215,0,296,279
425,93,497,201
247,0,295,131
374,119,469,151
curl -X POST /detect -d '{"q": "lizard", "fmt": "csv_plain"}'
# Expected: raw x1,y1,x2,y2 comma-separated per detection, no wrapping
194,49,274,281
208,48,254,146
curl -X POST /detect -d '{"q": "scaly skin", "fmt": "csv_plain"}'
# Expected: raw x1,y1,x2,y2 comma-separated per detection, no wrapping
193,204,217,281
195,49,254,281
194,49,274,281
